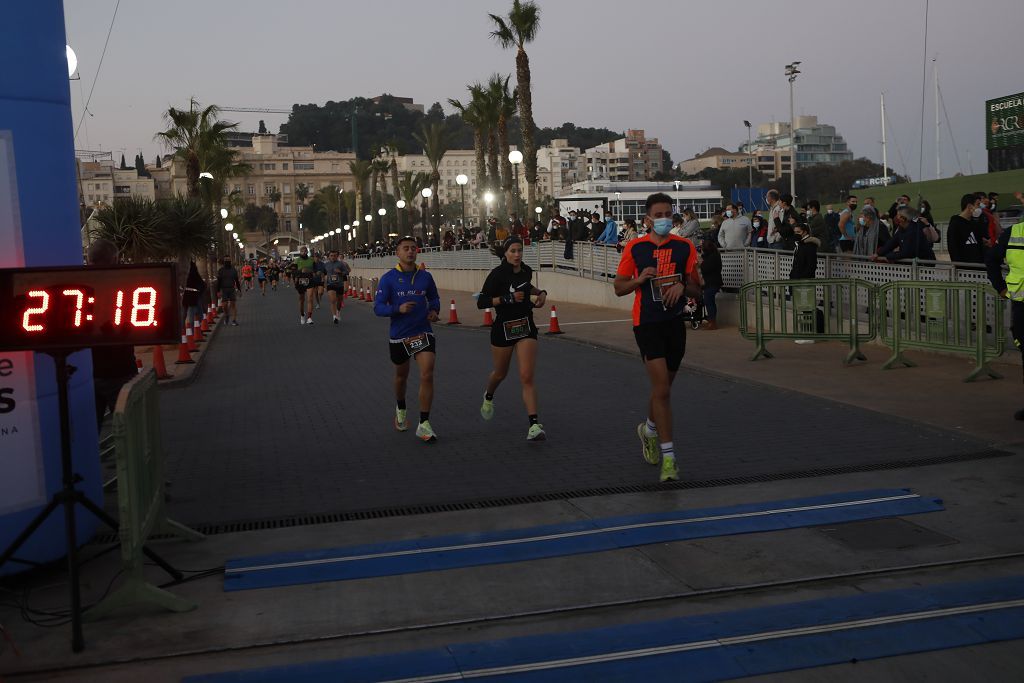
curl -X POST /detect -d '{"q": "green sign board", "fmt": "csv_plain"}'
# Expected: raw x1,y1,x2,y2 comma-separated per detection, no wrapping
986,92,1024,150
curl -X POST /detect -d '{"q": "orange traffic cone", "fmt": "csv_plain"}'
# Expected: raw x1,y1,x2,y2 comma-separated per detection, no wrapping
447,298,461,325
481,307,494,327
151,343,172,379
200,315,210,335
136,357,143,373
185,326,198,352
545,305,565,335
174,334,195,364
364,286,373,302
193,319,204,343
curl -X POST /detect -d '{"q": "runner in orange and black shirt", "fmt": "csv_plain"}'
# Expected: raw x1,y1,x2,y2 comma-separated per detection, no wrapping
614,192,701,483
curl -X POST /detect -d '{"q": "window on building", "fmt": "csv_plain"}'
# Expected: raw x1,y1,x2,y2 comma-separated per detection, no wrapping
264,184,276,195
284,203,291,214
294,162,314,170
247,184,255,196
285,220,292,232
282,163,289,170
331,162,340,171
114,185,131,193
261,163,276,170
283,183,291,193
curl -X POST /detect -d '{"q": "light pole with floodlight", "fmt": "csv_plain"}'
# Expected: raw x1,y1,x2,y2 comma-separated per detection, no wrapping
743,120,753,191
785,61,801,198
396,200,407,234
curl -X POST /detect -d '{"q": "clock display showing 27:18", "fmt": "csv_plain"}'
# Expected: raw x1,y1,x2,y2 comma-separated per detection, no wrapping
19,285,159,334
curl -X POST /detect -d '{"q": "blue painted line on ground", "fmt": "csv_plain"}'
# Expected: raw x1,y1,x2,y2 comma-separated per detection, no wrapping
222,489,942,592
184,576,1024,683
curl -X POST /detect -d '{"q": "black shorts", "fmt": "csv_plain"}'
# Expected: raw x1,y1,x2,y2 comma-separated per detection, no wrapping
313,275,324,287
633,317,687,372
490,316,539,347
389,333,437,365
220,289,237,302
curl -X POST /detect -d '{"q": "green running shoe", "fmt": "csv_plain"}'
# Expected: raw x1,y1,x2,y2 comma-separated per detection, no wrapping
660,455,679,483
637,422,660,465
527,423,546,441
394,408,408,432
415,420,437,443
480,396,495,421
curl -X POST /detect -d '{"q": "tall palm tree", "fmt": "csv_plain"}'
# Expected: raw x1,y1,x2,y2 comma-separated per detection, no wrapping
397,171,430,237
389,149,401,234
349,159,373,246
412,120,451,243
489,1,541,213
373,157,392,242
448,93,489,225
489,74,518,220
155,98,241,200
469,81,500,220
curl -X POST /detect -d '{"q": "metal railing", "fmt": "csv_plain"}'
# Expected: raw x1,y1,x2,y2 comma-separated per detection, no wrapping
87,370,203,619
738,279,878,364
351,243,991,292
877,281,1004,382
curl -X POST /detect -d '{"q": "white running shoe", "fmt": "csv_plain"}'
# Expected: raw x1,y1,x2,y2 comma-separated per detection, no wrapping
306,317,314,325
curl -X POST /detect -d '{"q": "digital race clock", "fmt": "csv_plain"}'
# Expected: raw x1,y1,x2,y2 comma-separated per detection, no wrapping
0,264,180,351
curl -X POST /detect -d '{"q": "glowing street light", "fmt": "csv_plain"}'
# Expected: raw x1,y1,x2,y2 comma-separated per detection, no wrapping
224,223,233,232
232,232,239,239
199,172,213,180
220,208,228,219
455,174,468,228
378,207,386,216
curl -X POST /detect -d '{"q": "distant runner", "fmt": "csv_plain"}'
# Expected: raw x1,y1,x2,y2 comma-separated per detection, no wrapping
241,262,254,291
373,236,441,442
215,257,241,326
323,250,351,324
293,247,316,324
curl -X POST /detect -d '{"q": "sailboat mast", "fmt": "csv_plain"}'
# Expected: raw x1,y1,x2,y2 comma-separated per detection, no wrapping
934,60,941,179
881,93,888,184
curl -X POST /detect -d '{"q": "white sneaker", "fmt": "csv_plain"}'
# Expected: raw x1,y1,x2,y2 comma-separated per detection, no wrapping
299,315,304,325
306,317,314,325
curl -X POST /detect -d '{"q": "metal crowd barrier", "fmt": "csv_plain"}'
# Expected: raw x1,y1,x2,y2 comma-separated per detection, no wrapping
87,370,203,619
738,278,877,365
877,281,1004,382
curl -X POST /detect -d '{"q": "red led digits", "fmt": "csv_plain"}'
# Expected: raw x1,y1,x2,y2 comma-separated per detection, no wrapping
22,290,51,332
130,286,158,327
114,290,124,326
62,289,85,327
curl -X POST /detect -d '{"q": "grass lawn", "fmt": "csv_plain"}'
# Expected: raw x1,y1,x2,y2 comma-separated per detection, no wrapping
834,168,1024,222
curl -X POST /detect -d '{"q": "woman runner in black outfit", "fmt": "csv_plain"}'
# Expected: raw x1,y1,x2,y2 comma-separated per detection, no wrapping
477,237,548,440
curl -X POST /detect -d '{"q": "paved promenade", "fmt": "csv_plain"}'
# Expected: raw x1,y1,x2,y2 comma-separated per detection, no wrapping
157,286,991,527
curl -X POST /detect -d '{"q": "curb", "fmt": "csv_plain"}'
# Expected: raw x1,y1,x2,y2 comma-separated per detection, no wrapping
158,315,224,390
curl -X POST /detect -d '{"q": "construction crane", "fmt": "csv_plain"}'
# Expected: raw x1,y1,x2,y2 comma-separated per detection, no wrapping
221,106,292,114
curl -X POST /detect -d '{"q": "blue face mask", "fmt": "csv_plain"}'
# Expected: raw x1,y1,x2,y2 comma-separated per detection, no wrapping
652,217,673,236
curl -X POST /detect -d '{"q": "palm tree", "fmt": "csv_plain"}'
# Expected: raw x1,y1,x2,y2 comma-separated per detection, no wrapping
489,74,518,220
161,196,219,284
397,171,431,239
386,141,402,233
373,157,393,242
90,197,166,263
489,1,541,213
155,98,241,199
470,81,501,216
349,159,373,246
413,121,451,244
448,92,489,226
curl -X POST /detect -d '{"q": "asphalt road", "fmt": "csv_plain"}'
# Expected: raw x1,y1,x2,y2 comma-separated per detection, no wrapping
157,283,987,526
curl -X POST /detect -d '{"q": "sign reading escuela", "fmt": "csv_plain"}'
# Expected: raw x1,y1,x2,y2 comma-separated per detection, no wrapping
0,131,47,515
986,92,1024,150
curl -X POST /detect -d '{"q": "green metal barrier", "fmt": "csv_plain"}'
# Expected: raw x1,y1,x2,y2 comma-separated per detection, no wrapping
877,281,1004,382
87,370,203,619
738,278,877,364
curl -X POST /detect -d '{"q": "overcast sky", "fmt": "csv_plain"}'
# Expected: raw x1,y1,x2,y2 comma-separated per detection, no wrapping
65,0,1020,181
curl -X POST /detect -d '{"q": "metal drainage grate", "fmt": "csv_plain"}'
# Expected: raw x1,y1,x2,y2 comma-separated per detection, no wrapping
90,448,1013,543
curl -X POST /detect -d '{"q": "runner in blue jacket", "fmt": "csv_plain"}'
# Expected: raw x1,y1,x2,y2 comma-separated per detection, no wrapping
373,237,441,442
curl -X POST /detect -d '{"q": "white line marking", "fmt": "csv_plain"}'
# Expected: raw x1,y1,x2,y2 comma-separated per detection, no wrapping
376,598,1024,682
536,319,632,327
226,494,921,575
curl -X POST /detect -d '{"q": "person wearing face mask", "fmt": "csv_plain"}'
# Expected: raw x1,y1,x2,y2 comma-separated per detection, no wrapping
887,194,911,223
988,192,999,213
717,203,750,249
947,194,986,264
596,211,619,245
613,193,702,484
852,206,889,257
751,212,767,248
837,195,859,252
679,208,701,240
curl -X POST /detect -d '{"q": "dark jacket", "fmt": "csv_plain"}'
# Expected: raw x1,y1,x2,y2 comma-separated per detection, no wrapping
807,213,832,253
878,221,936,262
789,236,820,279
947,214,985,264
700,248,723,289
182,262,206,307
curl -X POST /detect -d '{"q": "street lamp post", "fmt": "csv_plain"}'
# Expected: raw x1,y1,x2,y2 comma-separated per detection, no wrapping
455,174,468,231
785,61,801,199
396,200,406,234
743,120,753,191
483,191,495,241
614,191,621,220
507,151,523,220
673,180,681,214
420,188,432,245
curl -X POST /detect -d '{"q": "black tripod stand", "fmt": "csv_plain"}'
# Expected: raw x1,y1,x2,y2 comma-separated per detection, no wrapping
0,350,181,652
